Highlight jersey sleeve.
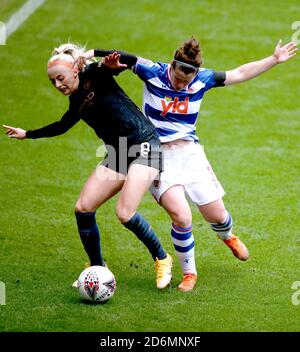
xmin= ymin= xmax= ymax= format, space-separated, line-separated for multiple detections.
xmin=26 ymin=109 xmax=81 ymax=139
xmin=199 ymin=69 xmax=226 ymax=91
xmin=133 ymin=59 xmax=164 ymax=82
xmin=213 ymin=71 xmax=226 ymax=87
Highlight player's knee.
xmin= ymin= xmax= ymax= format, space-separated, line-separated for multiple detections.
xmin=171 ymin=211 xmax=192 ymax=228
xmin=204 ymin=208 xmax=227 ymax=224
xmin=75 ymin=198 xmax=96 ymax=213
xmin=115 ymin=203 xmax=134 ymax=224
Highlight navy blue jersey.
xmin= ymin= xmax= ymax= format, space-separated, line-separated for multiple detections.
xmin=26 ymin=62 xmax=158 ymax=148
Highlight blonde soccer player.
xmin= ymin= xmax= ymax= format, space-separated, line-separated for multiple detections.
xmin=3 ymin=43 xmax=173 ymax=289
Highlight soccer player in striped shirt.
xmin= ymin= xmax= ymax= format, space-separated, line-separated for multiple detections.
xmin=81 ymin=37 xmax=297 ymax=291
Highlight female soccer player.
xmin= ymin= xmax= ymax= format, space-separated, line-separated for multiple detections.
xmin=79 ymin=37 xmax=297 ymax=291
xmin=2 ymin=43 xmax=173 ymax=289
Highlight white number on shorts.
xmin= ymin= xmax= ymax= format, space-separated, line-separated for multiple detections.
xmin=140 ymin=142 xmax=150 ymax=158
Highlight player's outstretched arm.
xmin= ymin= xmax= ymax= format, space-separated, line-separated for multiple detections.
xmin=3 ymin=110 xmax=80 ymax=140
xmin=2 ymin=125 xmax=26 ymax=139
xmin=224 ymin=40 xmax=297 ymax=85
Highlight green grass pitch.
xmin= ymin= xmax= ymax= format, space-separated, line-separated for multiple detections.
xmin=0 ymin=0 xmax=299 ymax=332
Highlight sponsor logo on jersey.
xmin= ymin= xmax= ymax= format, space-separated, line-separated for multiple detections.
xmin=161 ymin=97 xmax=189 ymax=116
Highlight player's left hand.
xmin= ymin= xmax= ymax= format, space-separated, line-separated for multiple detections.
xmin=103 ymin=52 xmax=128 ymax=69
xmin=273 ymin=40 xmax=298 ymax=63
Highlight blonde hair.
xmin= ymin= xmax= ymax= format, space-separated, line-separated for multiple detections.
xmin=47 ymin=42 xmax=86 ymax=67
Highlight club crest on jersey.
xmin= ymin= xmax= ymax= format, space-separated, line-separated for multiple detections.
xmin=84 ymin=80 xmax=92 ymax=90
xmin=161 ymin=97 xmax=189 ymax=116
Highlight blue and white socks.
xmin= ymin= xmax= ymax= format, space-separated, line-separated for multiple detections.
xmin=171 ymin=223 xmax=197 ymax=275
xmin=170 ymin=212 xmax=234 ymax=276
xmin=210 ymin=212 xmax=233 ymax=240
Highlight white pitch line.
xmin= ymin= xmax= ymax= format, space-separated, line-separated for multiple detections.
xmin=5 ymin=0 xmax=45 ymax=39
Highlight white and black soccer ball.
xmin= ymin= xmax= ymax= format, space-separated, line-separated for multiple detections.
xmin=77 ymin=266 xmax=116 ymax=303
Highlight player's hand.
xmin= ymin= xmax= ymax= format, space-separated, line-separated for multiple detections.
xmin=2 ymin=125 xmax=26 ymax=139
xmin=273 ymin=40 xmax=297 ymax=64
xmin=73 ymin=49 xmax=97 ymax=71
xmin=102 ymin=52 xmax=127 ymax=69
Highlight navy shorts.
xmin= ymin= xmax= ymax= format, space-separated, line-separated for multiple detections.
xmin=101 ymin=136 xmax=163 ymax=175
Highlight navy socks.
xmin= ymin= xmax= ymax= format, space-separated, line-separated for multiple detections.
xmin=75 ymin=211 xmax=104 ymax=266
xmin=75 ymin=211 xmax=166 ymax=264
xmin=123 ymin=212 xmax=166 ymax=261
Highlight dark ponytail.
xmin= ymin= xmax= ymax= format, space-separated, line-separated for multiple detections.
xmin=173 ymin=37 xmax=202 ymax=73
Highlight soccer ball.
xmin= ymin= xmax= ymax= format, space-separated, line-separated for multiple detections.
xmin=77 ymin=266 xmax=116 ymax=303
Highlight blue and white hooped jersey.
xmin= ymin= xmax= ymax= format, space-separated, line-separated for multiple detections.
xmin=133 ymin=59 xmax=220 ymax=143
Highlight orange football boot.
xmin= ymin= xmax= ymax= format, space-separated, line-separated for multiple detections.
xmin=223 ymin=234 xmax=249 ymax=261
xmin=177 ymin=273 xmax=197 ymax=292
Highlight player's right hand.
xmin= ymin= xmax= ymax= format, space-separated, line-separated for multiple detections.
xmin=103 ymin=52 xmax=128 ymax=69
xmin=2 ymin=125 xmax=26 ymax=139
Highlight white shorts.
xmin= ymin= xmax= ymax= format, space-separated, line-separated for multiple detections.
xmin=150 ymin=142 xmax=225 ymax=205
